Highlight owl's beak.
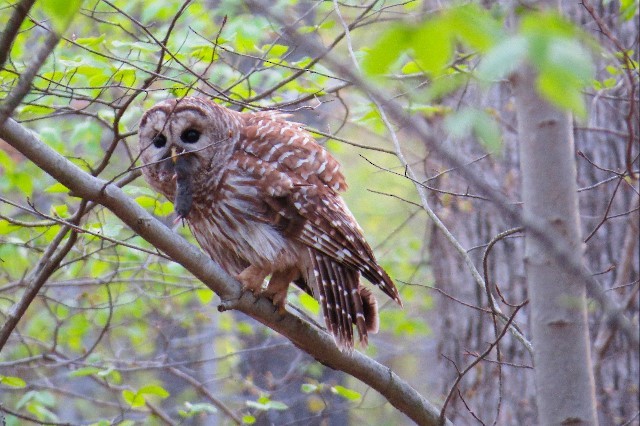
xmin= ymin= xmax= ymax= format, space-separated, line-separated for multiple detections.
xmin=171 ymin=146 xmax=179 ymax=164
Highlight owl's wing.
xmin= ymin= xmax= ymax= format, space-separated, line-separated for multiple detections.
xmin=238 ymin=115 xmax=402 ymax=305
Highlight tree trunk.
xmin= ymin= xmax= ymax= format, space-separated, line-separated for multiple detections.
xmin=513 ymin=63 xmax=598 ymax=424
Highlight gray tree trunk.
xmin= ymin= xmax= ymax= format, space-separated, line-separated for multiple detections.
xmin=514 ymin=63 xmax=598 ymax=425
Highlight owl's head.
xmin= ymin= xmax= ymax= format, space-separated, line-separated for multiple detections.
xmin=137 ymin=97 xmax=241 ymax=201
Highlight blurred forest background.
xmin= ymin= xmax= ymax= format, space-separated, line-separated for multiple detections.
xmin=0 ymin=0 xmax=638 ymax=425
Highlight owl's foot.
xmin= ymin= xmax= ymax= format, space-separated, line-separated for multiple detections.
xmin=263 ymin=268 xmax=299 ymax=315
xmin=236 ymin=265 xmax=269 ymax=295
xmin=262 ymin=288 xmax=287 ymax=315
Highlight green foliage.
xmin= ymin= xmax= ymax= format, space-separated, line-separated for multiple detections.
xmin=39 ymin=0 xmax=83 ymax=34
xmin=330 ymin=385 xmax=362 ymax=401
xmin=246 ymin=395 xmax=289 ymax=411
xmin=122 ymin=384 xmax=170 ymax=408
xmin=179 ymin=402 xmax=218 ymax=417
xmin=364 ymin=4 xmax=595 ymax=119
xmin=0 ymin=375 xmax=26 ymax=388
xmin=446 ymin=108 xmax=502 ymax=153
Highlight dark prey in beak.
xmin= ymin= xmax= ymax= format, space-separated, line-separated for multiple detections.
xmin=174 ymin=153 xmax=193 ymax=219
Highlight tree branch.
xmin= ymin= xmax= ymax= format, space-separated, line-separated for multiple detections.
xmin=0 ymin=0 xmax=37 ymax=70
xmin=0 ymin=29 xmax=60 ymax=125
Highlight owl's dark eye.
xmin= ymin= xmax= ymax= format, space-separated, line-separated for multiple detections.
xmin=152 ymin=134 xmax=167 ymax=148
xmin=181 ymin=128 xmax=201 ymax=144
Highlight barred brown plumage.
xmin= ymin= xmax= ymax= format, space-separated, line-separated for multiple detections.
xmin=138 ymin=96 xmax=402 ymax=349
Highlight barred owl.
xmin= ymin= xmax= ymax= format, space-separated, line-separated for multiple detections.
xmin=138 ymin=97 xmax=402 ymax=349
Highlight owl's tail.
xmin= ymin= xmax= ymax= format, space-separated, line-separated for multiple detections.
xmin=309 ymin=251 xmax=379 ymax=350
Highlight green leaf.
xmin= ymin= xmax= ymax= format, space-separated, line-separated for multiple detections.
xmin=298 ymin=293 xmax=319 ymax=315
xmin=413 ymin=19 xmax=453 ymax=76
xmin=196 ymin=288 xmax=215 ymax=304
xmin=267 ymin=44 xmax=289 ymax=57
xmin=620 ymin=0 xmax=639 ymax=21
xmin=477 ymin=36 xmax=528 ymax=82
xmin=448 ymin=3 xmax=504 ymax=52
xmin=401 ymin=61 xmax=422 ymax=74
xmin=242 ymin=414 xmax=256 ymax=424
xmin=246 ymin=400 xmax=270 ymax=411
xmin=122 ymin=389 xmax=145 ymax=408
xmin=50 ymin=204 xmax=69 ymax=218
xmin=179 ymin=402 xmax=218 ymax=417
xmin=247 ymin=397 xmax=288 ymax=411
xmin=41 ymin=0 xmax=83 ymax=34
xmin=0 ymin=375 xmax=26 ymax=388
xmin=139 ymin=384 xmax=170 ymax=398
xmin=301 ymin=383 xmax=319 ymax=393
xmin=75 ymin=34 xmax=105 ymax=47
xmin=362 ymin=25 xmax=412 ymax=76
xmin=45 ymin=182 xmax=70 ymax=193
xmin=445 ymin=108 xmax=502 ymax=152
xmin=266 ymin=401 xmax=288 ymax=410
xmin=69 ymin=367 xmax=101 ymax=377
xmin=330 ymin=385 xmax=361 ymax=401
xmin=537 ymin=71 xmax=586 ymax=118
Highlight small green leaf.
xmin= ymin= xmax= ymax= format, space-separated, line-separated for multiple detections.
xmin=413 ymin=19 xmax=453 ymax=76
xmin=246 ymin=400 xmax=270 ymax=411
xmin=299 ymin=293 xmax=320 ymax=315
xmin=196 ymin=288 xmax=215 ymax=304
xmin=51 ymin=204 xmax=69 ymax=218
xmin=69 ymin=367 xmax=101 ymax=377
xmin=537 ymin=71 xmax=586 ymax=118
xmin=620 ymin=0 xmax=638 ymax=21
xmin=45 ymin=182 xmax=70 ymax=193
xmin=401 ymin=61 xmax=422 ymax=74
xmin=75 ymin=34 xmax=105 ymax=47
xmin=301 ymin=383 xmax=319 ymax=393
xmin=41 ymin=0 xmax=83 ymax=34
xmin=242 ymin=414 xmax=256 ymax=424
xmin=266 ymin=401 xmax=288 ymax=411
xmin=139 ymin=384 xmax=170 ymax=398
xmin=330 ymin=385 xmax=361 ymax=401
xmin=477 ymin=36 xmax=528 ymax=82
xmin=267 ymin=44 xmax=289 ymax=57
xmin=446 ymin=108 xmax=502 ymax=152
xmin=362 ymin=25 xmax=412 ymax=76
xmin=448 ymin=3 xmax=504 ymax=52
xmin=122 ymin=390 xmax=145 ymax=408
xmin=246 ymin=397 xmax=288 ymax=411
xmin=0 ymin=375 xmax=26 ymax=388
xmin=180 ymin=402 xmax=218 ymax=416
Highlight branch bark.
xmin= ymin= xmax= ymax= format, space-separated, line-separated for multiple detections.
xmin=0 ymin=118 xmax=450 ymax=426
xmin=0 ymin=0 xmax=37 ymax=70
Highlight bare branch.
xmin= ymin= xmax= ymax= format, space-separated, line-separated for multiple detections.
xmin=0 ymin=30 xmax=60 ymax=125
xmin=0 ymin=0 xmax=36 ymax=70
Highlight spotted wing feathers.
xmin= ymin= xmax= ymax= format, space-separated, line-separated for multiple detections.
xmin=238 ymin=113 xmax=401 ymax=347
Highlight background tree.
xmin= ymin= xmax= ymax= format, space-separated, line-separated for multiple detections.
xmin=0 ymin=1 xmax=637 ymax=425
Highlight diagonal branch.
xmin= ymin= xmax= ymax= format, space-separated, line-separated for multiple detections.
xmin=0 ymin=118 xmax=450 ymax=426
xmin=0 ymin=0 xmax=37 ymax=70
xmin=0 ymin=29 xmax=60 ymax=125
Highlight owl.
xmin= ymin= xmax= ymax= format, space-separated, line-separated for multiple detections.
xmin=138 ymin=97 xmax=402 ymax=349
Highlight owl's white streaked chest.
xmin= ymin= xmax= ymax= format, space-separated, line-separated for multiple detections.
xmin=187 ymin=168 xmax=299 ymax=272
